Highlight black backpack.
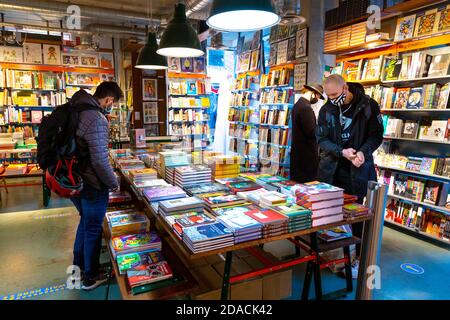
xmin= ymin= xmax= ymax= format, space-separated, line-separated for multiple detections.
xmin=36 ymin=101 xmax=100 ymax=170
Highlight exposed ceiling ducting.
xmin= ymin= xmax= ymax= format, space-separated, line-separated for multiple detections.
xmin=275 ymin=0 xmax=306 ymax=26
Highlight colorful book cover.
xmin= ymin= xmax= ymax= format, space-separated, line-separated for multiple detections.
xmin=435 ymin=5 xmax=450 ymax=33
xmin=183 ymin=222 xmax=233 ymax=242
xmin=204 ymin=194 xmax=244 ymax=205
xmin=293 ymin=181 xmax=344 ymax=201
xmin=184 ymin=183 xmax=230 ymax=195
xmin=406 ymin=87 xmax=423 ymax=109
xmin=343 ymin=203 xmax=370 ymax=214
xmin=244 ymin=209 xmax=289 ymax=225
xmin=217 ymin=212 xmax=262 ymax=231
xmin=317 ymin=227 xmax=352 ymax=242
xmin=159 ymin=197 xmax=204 ymax=211
xmin=383 ymin=57 xmax=402 ymax=81
xmin=111 ymin=232 xmax=161 ymax=251
xmin=144 ymin=186 xmax=186 ymax=201
xmin=227 ymin=181 xmax=261 ymax=192
xmin=414 ymin=9 xmax=438 ymax=37
xmin=186 ymin=81 xmax=197 ymax=95
xmin=212 ymin=204 xmax=258 ymax=216
xmin=117 ymin=250 xmax=165 ymax=275
xmin=394 ymin=15 xmax=416 ymax=41
xmin=174 ymin=212 xmax=215 ymax=229
xmin=428 ymin=54 xmax=450 ymax=77
xmin=181 ymin=57 xmax=194 ymax=73
xmin=127 ymin=261 xmax=173 ymax=287
xmin=394 ymin=88 xmax=410 ymax=109
xmin=193 ymin=57 xmax=205 ymax=73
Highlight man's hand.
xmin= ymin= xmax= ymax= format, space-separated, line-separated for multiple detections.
xmin=342 ymin=148 xmax=357 ymax=161
xmin=352 ymin=151 xmax=365 ymax=168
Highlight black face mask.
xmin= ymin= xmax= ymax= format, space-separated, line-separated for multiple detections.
xmin=330 ymin=91 xmax=346 ymax=107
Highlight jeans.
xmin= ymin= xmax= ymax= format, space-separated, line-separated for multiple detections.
xmin=71 ymin=184 xmax=109 ymax=280
xmin=333 ymin=164 xmax=365 ymax=258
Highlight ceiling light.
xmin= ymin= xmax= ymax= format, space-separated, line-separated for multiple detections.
xmin=157 ymin=3 xmax=204 ymax=58
xmin=135 ymin=32 xmax=168 ymax=69
xmin=207 ymin=0 xmax=280 ymax=32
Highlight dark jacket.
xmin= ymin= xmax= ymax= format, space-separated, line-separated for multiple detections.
xmin=290 ymin=97 xmax=318 ymax=183
xmin=316 ymin=83 xmax=384 ymax=197
xmin=71 ymin=90 xmax=118 ymax=191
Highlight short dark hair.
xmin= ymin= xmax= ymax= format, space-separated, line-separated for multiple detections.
xmin=93 ymin=81 xmax=123 ymax=101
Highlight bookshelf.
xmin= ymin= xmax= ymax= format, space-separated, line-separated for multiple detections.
xmin=329 ymin=3 xmax=450 ymax=245
xmin=167 ymin=72 xmax=211 ymax=151
xmin=385 ymin=220 xmax=450 ymax=245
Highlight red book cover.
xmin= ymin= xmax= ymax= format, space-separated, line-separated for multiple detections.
xmin=445 ymin=119 xmax=450 ymax=141
xmin=126 ymin=261 xmax=173 ymax=287
xmin=244 ymin=209 xmax=288 ymax=225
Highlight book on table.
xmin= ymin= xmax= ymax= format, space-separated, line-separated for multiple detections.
xmin=293 ymin=181 xmax=344 ymax=202
xmin=109 ymin=213 xmax=150 ymax=236
xmin=317 ymin=227 xmax=353 ymax=242
xmin=110 ymin=232 xmax=162 ymax=258
xmin=116 ymin=250 xmax=166 ymax=275
xmin=127 ymin=260 xmax=174 ymax=288
xmin=158 ymin=197 xmax=204 ymax=213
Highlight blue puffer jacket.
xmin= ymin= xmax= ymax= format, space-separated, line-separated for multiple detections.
xmin=71 ymin=90 xmax=118 ymax=191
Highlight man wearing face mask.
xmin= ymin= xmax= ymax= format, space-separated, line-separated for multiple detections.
xmin=316 ymin=74 xmax=384 ymax=278
xmin=70 ymin=81 xmax=123 ymax=290
xmin=290 ymin=83 xmax=325 ymax=183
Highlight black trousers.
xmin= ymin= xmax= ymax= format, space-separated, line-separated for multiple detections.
xmin=333 ymin=165 xmax=364 ymax=258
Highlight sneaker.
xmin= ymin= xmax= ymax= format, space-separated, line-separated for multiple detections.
xmin=351 ymin=259 xmax=360 ymax=279
xmin=81 ymin=273 xmax=108 ymax=291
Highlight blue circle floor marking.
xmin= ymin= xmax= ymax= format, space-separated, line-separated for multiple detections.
xmin=400 ymin=263 xmax=425 ymax=275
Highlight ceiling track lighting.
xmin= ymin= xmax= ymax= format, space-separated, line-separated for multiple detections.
xmin=207 ymin=0 xmax=280 ymax=32
xmin=157 ymin=3 xmax=204 ymax=58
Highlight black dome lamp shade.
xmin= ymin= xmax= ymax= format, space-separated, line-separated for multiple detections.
xmin=157 ymin=3 xmax=204 ymax=58
xmin=207 ymin=0 xmax=280 ymax=32
xmin=135 ymin=32 xmax=168 ymax=69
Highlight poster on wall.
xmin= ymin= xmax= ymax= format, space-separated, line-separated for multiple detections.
xmin=62 ymin=53 xmax=80 ymax=66
xmin=294 ymin=63 xmax=307 ymax=91
xmin=0 ymin=46 xmax=23 ymax=63
xmin=295 ymin=28 xmax=308 ymax=59
xmin=142 ymin=78 xmax=158 ymax=101
xmin=168 ymin=57 xmax=181 ymax=72
xmin=23 ymin=43 xmax=42 ymax=64
xmin=43 ymin=44 xmax=61 ymax=65
xmin=287 ymin=38 xmax=296 ymax=62
xmin=181 ymin=57 xmax=194 ymax=72
xmin=80 ymin=53 xmax=99 ymax=67
xmin=250 ymin=50 xmax=259 ymax=71
xmin=99 ymin=52 xmax=114 ymax=68
xmin=276 ymin=40 xmax=288 ymax=65
xmin=143 ymin=101 xmax=159 ymax=124
xmin=194 ymin=57 xmax=206 ymax=73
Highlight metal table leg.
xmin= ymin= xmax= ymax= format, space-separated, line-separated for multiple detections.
xmin=42 ymin=174 xmax=50 ymax=207
xmin=310 ymin=232 xmax=323 ymax=300
xmin=301 ymin=261 xmax=313 ymax=300
xmin=220 ymin=251 xmax=233 ymax=300
xmin=343 ymin=246 xmax=353 ymax=292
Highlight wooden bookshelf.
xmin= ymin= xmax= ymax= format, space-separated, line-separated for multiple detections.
xmin=376 ymin=164 xmax=450 ymax=183
xmin=385 ymin=220 xmax=450 ymax=245
xmin=387 ymin=193 xmax=450 ymax=215
xmin=383 ymin=136 xmax=450 ymax=145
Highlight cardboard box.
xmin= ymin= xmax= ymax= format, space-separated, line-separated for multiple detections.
xmin=192 ymin=264 xmax=223 ymax=290
xmin=205 ymin=254 xmax=225 ymax=265
xmin=212 ymin=258 xmax=253 ymax=278
xmin=262 ymin=269 xmax=292 ymax=300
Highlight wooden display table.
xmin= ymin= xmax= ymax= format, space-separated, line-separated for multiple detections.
xmin=0 ymin=172 xmax=50 ymax=207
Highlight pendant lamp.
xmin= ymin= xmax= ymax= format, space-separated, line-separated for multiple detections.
xmin=207 ymin=0 xmax=280 ymax=32
xmin=157 ymin=3 xmax=204 ymax=58
xmin=135 ymin=32 xmax=168 ymax=69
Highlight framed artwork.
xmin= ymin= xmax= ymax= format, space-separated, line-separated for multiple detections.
xmin=80 ymin=54 xmax=99 ymax=67
xmin=23 ymin=43 xmax=42 ymax=64
xmin=295 ymin=28 xmax=308 ymax=59
xmin=294 ymin=63 xmax=308 ymax=91
xmin=168 ymin=57 xmax=181 ymax=72
xmin=142 ymin=78 xmax=158 ymax=101
xmin=62 ymin=53 xmax=80 ymax=66
xmin=99 ymin=52 xmax=114 ymax=68
xmin=0 ymin=46 xmax=23 ymax=63
xmin=250 ymin=50 xmax=259 ymax=71
xmin=143 ymin=102 xmax=159 ymax=124
xmin=181 ymin=57 xmax=194 ymax=73
xmin=276 ymin=40 xmax=288 ymax=65
xmin=43 ymin=44 xmax=61 ymax=65
xmin=194 ymin=57 xmax=206 ymax=74
xmin=240 ymin=52 xmax=251 ymax=72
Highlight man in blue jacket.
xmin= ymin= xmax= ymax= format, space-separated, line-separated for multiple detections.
xmin=70 ymin=81 xmax=122 ymax=290
xmin=317 ymin=74 xmax=384 ymax=278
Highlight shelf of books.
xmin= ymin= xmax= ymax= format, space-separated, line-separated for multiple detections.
xmin=0 ymin=44 xmax=115 ymax=172
xmin=167 ymin=71 xmax=211 ymax=152
xmin=328 ymin=4 xmax=450 ymax=244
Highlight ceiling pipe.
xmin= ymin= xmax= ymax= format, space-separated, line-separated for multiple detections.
xmin=0 ymin=0 xmax=164 ymax=25
xmin=186 ymin=0 xmax=212 ymax=18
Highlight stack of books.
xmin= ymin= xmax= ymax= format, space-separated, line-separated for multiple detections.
xmin=183 ymin=182 xmax=230 ymax=196
xmin=271 ymin=203 xmax=312 ymax=232
xmin=106 ymin=208 xmax=135 ymax=222
xmin=133 ymin=179 xmax=170 ymax=190
xmin=208 ymin=155 xmax=241 ymax=179
xmin=158 ymin=151 xmax=190 ymax=180
xmin=260 ymin=192 xmax=288 ymax=208
xmin=143 ymin=186 xmax=187 ymax=203
xmin=343 ymin=203 xmax=371 ymax=219
xmin=239 ymin=172 xmax=271 ymax=182
xmin=117 ymin=158 xmax=146 ymax=171
xmin=201 ymin=192 xmax=247 ymax=211
xmin=293 ymin=181 xmax=344 ymax=227
xmin=244 ymin=207 xmax=288 ymax=238
xmin=110 ymin=232 xmax=162 ymax=258
xmin=270 ymin=180 xmax=298 ymax=193
xmin=158 ymin=197 xmax=205 ymax=217
xmin=217 ymin=210 xmax=263 ymax=243
xmin=128 ymin=168 xmax=157 ymax=186
xmin=227 ymin=180 xmax=262 ymax=194
xmin=182 ymin=222 xmax=234 ymax=253
xmin=108 ymin=190 xmax=132 ymax=204
xmin=117 ymin=250 xmax=165 ymax=275
xmin=171 ymin=211 xmax=216 ymax=239
xmin=236 ymin=188 xmax=272 ymax=204
xmin=317 ymin=227 xmax=352 ymax=243
xmin=108 ymin=212 xmax=150 ymax=237
xmin=255 ymin=175 xmax=289 ymax=190
xmin=215 ymin=177 xmax=249 ymax=185
xmin=124 ymin=252 xmax=174 ymax=292
xmin=174 ymin=165 xmax=212 ymax=188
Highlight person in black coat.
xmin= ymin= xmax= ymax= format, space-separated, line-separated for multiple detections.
xmin=317 ymin=74 xmax=384 ymax=278
xmin=290 ymin=83 xmax=325 ymax=183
